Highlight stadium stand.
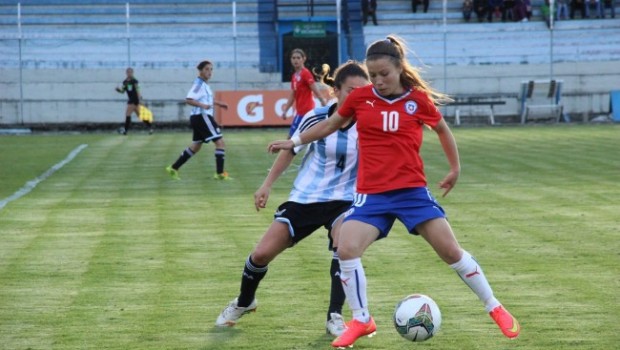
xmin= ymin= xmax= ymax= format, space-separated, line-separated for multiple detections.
xmin=0 ymin=0 xmax=618 ymax=126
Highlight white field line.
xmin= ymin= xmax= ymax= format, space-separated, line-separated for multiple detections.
xmin=0 ymin=144 xmax=88 ymax=210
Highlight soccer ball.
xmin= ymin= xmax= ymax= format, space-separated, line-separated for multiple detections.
xmin=393 ymin=294 xmax=441 ymax=342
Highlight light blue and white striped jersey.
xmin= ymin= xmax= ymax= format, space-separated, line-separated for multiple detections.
xmin=288 ymin=103 xmax=358 ymax=203
xmin=186 ymin=77 xmax=214 ymax=117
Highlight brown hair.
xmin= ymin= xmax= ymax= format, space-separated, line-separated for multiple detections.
xmin=196 ymin=60 xmax=212 ymax=70
xmin=366 ymin=35 xmax=452 ymax=105
xmin=290 ymin=48 xmax=306 ymax=59
xmin=313 ymin=60 xmax=368 ymax=90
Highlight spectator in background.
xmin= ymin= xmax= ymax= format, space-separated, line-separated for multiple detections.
xmin=524 ymin=0 xmax=533 ymax=19
xmin=502 ymin=0 xmax=516 ymax=21
xmin=474 ymin=0 xmax=488 ymax=21
xmin=512 ymin=0 xmax=529 ymax=21
xmin=362 ymin=0 xmax=378 ymax=25
xmin=570 ymin=0 xmax=587 ymax=18
xmin=487 ymin=0 xmax=503 ymax=21
xmin=463 ymin=0 xmax=474 ymax=21
xmin=601 ymin=0 xmax=616 ymax=18
xmin=585 ymin=0 xmax=603 ymax=17
xmin=557 ymin=0 xmax=570 ymax=20
xmin=412 ymin=0 xmax=430 ymax=13
xmin=541 ymin=0 xmax=552 ymax=27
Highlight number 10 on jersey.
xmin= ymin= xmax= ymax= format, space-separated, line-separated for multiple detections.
xmin=382 ymin=111 xmax=399 ymax=132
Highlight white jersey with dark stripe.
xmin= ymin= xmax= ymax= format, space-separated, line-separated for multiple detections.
xmin=186 ymin=77 xmax=214 ymax=117
xmin=288 ymin=103 xmax=358 ymax=204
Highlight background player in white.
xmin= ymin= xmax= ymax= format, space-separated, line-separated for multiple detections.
xmin=215 ymin=61 xmax=370 ymax=337
xmin=165 ymin=60 xmax=230 ymax=180
xmin=269 ymin=36 xmax=521 ymax=348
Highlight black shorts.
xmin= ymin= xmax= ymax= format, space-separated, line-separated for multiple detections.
xmin=190 ymin=114 xmax=223 ymax=143
xmin=127 ymin=99 xmax=140 ymax=106
xmin=274 ymin=200 xmax=352 ymax=249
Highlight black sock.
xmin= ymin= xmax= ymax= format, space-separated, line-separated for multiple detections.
xmin=215 ymin=148 xmax=225 ymax=174
xmin=238 ymin=256 xmax=268 ymax=307
xmin=124 ymin=116 xmax=131 ymax=132
xmin=327 ymin=250 xmax=345 ymax=320
xmin=172 ymin=148 xmax=194 ymax=170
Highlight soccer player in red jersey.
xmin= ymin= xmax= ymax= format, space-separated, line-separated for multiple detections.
xmin=279 ymin=48 xmax=327 ymax=137
xmin=269 ymin=35 xmax=521 ymax=348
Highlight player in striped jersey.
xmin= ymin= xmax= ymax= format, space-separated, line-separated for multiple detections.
xmin=269 ymin=36 xmax=521 ymax=348
xmin=165 ymin=60 xmax=230 ymax=180
xmin=216 ymin=61 xmax=370 ymax=337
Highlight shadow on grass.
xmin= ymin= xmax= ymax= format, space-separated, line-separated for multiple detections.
xmin=203 ymin=325 xmax=245 ymax=349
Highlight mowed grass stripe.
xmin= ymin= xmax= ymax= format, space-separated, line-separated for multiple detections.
xmin=0 ymin=126 xmax=619 ymax=349
xmin=421 ymin=125 xmax=618 ymax=349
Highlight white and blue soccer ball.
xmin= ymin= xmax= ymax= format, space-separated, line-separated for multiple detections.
xmin=393 ymin=294 xmax=442 ymax=342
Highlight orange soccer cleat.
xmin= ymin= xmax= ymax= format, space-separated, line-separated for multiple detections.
xmin=331 ymin=316 xmax=376 ymax=348
xmin=489 ymin=305 xmax=520 ymax=339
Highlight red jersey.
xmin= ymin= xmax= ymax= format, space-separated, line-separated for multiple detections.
xmin=337 ymin=85 xmax=442 ymax=194
xmin=291 ymin=67 xmax=316 ymax=116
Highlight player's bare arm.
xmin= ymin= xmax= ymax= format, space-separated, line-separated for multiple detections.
xmin=214 ymin=100 xmax=228 ymax=110
xmin=311 ymin=83 xmax=327 ymax=106
xmin=254 ymin=150 xmax=295 ymax=211
xmin=185 ymin=98 xmax=211 ymax=110
xmin=433 ymin=118 xmax=461 ymax=197
xmin=268 ymin=113 xmax=345 ymax=153
xmin=279 ymin=90 xmax=295 ymax=119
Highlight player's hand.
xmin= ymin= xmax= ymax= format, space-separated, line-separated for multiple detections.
xmin=279 ymin=113 xmax=288 ymax=120
xmin=115 ymin=87 xmax=122 ymax=93
xmin=438 ymin=169 xmax=460 ymax=197
xmin=268 ymin=139 xmax=294 ymax=153
xmin=254 ymin=186 xmax=270 ymax=211
xmin=219 ymin=102 xmax=229 ymax=110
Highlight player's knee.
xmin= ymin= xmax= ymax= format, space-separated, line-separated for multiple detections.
xmin=440 ymin=246 xmax=463 ymax=265
xmin=335 ymin=245 xmax=358 ymax=260
xmin=250 ymin=251 xmax=272 ymax=266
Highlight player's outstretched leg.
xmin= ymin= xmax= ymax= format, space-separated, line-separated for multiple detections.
xmin=450 ymin=250 xmax=520 ymax=338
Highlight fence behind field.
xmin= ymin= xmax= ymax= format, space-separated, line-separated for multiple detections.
xmin=0 ymin=1 xmax=619 ymax=125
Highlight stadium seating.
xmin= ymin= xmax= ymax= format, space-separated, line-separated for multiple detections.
xmin=363 ymin=19 xmax=620 ymax=66
xmin=519 ymin=79 xmax=564 ymax=123
xmin=2 ymin=0 xmax=619 ymax=69
xmin=0 ymin=0 xmax=618 ymax=125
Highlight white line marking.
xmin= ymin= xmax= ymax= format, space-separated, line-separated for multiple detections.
xmin=0 ymin=144 xmax=88 ymax=210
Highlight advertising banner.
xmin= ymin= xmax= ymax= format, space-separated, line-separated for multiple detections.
xmin=215 ymin=90 xmax=327 ymax=127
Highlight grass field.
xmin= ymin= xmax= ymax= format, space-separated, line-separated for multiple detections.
xmin=1 ymin=125 xmax=619 ymax=350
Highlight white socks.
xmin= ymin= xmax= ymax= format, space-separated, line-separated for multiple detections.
xmin=339 ymin=258 xmax=370 ymax=322
xmin=450 ymin=250 xmax=501 ymax=312
xmin=339 ymin=251 xmax=500 ymax=323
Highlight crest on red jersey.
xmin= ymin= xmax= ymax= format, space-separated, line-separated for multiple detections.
xmin=405 ymin=101 xmax=418 ymax=115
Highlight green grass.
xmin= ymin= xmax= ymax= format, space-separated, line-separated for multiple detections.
xmin=1 ymin=125 xmax=619 ymax=349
